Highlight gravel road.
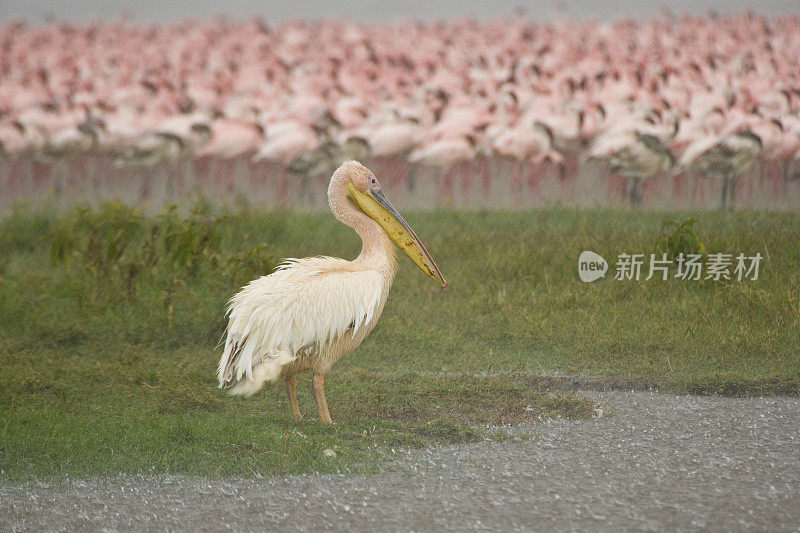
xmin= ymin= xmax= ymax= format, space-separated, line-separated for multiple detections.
xmin=2 ymin=390 xmax=799 ymax=531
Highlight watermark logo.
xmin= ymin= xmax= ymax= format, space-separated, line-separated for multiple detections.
xmin=578 ymin=250 xmax=608 ymax=282
xmin=578 ymin=252 xmax=763 ymax=282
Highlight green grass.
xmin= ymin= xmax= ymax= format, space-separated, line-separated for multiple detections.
xmin=1 ymin=204 xmax=799 ymax=481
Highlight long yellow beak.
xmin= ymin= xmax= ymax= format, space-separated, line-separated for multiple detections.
xmin=347 ymin=182 xmax=447 ymax=288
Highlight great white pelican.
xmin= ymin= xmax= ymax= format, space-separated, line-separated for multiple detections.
xmin=217 ymin=161 xmax=446 ymax=422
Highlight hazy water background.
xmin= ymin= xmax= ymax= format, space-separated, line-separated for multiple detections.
xmin=1 ymin=0 xmax=798 ymax=23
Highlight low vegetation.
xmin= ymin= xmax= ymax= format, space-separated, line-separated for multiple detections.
xmin=1 ymin=203 xmax=798 ymax=481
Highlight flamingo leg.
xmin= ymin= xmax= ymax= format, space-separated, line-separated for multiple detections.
xmin=277 ymin=167 xmax=288 ymax=207
xmin=621 ymin=176 xmax=630 ymax=203
xmin=407 ymin=163 xmax=417 ymax=194
xmin=311 ymin=373 xmax=332 ymax=423
xmin=479 ymin=157 xmax=490 ymax=197
xmin=672 ymin=171 xmax=685 ymax=200
xmin=629 ymin=178 xmax=643 ymax=206
xmin=285 ymin=375 xmax=301 ymax=420
xmin=721 ymin=176 xmax=730 ymax=210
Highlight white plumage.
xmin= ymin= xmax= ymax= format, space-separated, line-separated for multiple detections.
xmin=215 ymin=161 xmax=445 ymax=423
xmin=218 ymin=256 xmax=386 ymax=396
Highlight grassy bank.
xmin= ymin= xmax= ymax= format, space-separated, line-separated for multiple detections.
xmin=1 ymin=205 xmax=798 ymax=480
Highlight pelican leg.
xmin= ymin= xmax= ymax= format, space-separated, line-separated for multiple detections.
xmin=285 ymin=375 xmax=301 ymax=420
xmin=311 ymin=373 xmax=333 ymax=424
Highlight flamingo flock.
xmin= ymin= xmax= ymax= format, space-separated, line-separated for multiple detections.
xmin=1 ymin=11 xmax=800 ymax=209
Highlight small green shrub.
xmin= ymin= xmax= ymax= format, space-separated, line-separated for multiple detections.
xmin=225 ymin=242 xmax=276 ymax=287
xmin=654 ymin=218 xmax=706 ymax=259
xmin=47 ymin=200 xmax=276 ymax=301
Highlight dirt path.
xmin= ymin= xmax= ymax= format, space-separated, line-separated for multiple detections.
xmin=3 ymin=390 xmax=799 ymax=531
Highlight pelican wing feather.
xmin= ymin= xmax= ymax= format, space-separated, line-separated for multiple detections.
xmin=217 ymin=256 xmax=385 ymax=390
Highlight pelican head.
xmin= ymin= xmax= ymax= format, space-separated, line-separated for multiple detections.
xmin=333 ymin=161 xmax=447 ymax=288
